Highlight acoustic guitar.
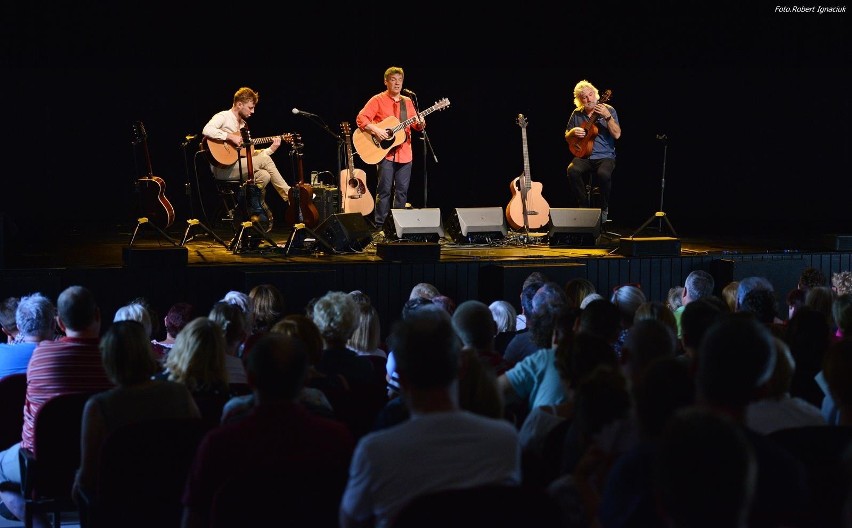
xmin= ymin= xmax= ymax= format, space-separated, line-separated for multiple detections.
xmin=566 ymin=89 xmax=612 ymax=159
xmin=283 ymin=138 xmax=320 ymax=229
xmin=340 ymin=122 xmax=374 ymax=216
xmin=201 ymin=132 xmax=297 ymax=168
xmin=131 ymin=121 xmax=175 ymax=230
xmin=506 ymin=114 xmax=550 ymax=231
xmin=352 ymin=98 xmax=450 ymax=164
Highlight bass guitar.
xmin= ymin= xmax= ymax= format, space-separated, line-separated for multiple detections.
xmin=201 ymin=132 xmax=297 ymax=168
xmin=340 ymin=122 xmax=374 ymax=216
xmin=352 ymin=98 xmax=451 ymax=164
xmin=506 ymin=114 xmax=550 ymax=231
xmin=131 ymin=121 xmax=175 ymax=230
xmin=283 ymin=138 xmax=320 ymax=229
xmin=566 ymin=89 xmax=612 ymax=159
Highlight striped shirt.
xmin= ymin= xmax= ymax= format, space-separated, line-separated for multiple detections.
xmin=23 ymin=337 xmax=112 ymax=452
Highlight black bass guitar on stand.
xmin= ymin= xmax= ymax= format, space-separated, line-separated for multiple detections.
xmin=131 ymin=121 xmax=175 ymax=230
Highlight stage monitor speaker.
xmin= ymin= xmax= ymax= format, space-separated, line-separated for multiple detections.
xmin=314 ymin=213 xmax=373 ymax=253
xmin=386 ymin=208 xmax=445 ymax=242
xmin=446 ymin=207 xmax=507 ymax=244
xmin=619 ymin=237 xmax=681 ymax=257
xmin=548 ymin=208 xmax=601 ymax=247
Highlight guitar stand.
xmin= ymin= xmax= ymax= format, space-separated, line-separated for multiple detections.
xmin=282 ymin=223 xmax=322 ymax=256
xmin=229 ymin=220 xmax=281 ymax=254
xmin=181 ymin=219 xmax=230 ymax=249
xmin=129 ymin=217 xmax=179 ymax=247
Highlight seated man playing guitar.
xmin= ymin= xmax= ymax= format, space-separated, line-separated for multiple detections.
xmin=202 ymin=86 xmax=290 ymax=223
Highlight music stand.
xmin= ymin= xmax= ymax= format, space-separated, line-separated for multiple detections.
xmin=629 ymin=135 xmax=677 ymax=239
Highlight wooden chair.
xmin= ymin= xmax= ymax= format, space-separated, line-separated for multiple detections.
xmin=0 ymin=373 xmax=27 ymax=448
xmin=77 ymin=417 xmax=208 ymax=528
xmin=18 ymin=391 xmax=98 ymax=528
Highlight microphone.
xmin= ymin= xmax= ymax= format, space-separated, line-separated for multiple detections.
xmin=401 ymin=88 xmax=416 ymax=96
xmin=292 ymin=108 xmax=318 ymax=117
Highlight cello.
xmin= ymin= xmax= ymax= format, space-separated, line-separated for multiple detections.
xmin=283 ymin=138 xmax=320 ymax=229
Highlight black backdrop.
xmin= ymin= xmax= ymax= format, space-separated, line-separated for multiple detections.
xmin=2 ymin=4 xmax=848 ymax=243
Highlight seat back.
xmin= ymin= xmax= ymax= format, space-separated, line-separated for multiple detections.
xmin=0 ymin=373 xmax=27 ymax=448
xmin=87 ymin=417 xmax=208 ymax=528
xmin=390 ymin=484 xmax=563 ymax=528
xmin=19 ymin=391 xmax=97 ymax=519
xmin=210 ymin=460 xmax=348 ymax=528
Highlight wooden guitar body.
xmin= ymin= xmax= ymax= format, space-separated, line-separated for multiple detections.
xmin=132 ymin=122 xmax=175 ymax=230
xmin=352 ymin=98 xmax=451 ymax=164
xmin=505 ymin=114 xmax=551 ymax=231
xmin=566 ymin=89 xmax=612 ymax=159
xmin=340 ymin=122 xmax=375 ymax=216
xmin=284 ymin=183 xmax=320 ymax=229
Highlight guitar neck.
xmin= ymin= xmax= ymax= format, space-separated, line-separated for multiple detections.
xmin=250 ymin=134 xmax=291 ymax=147
xmin=521 ymin=128 xmax=531 ymax=189
xmin=391 ymin=103 xmax=442 ymax=134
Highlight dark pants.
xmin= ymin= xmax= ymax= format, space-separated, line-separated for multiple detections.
xmin=566 ymin=158 xmax=616 ymax=210
xmin=374 ymin=159 xmax=412 ymax=227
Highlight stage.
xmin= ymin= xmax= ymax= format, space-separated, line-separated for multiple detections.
xmin=3 ymin=213 xmax=851 ymax=336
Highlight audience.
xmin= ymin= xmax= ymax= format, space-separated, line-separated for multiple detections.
xmin=0 ymin=293 xmax=56 ymax=378
xmin=152 ymin=302 xmax=195 ymax=362
xmin=72 ymin=320 xmax=200 ymax=504
xmin=0 ymin=297 xmax=20 ymax=344
xmin=207 ymin=302 xmax=249 ymax=384
xmin=339 ymin=309 xmax=520 ymax=528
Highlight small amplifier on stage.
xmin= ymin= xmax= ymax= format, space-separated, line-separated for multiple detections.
xmin=311 ymin=185 xmax=340 ymax=225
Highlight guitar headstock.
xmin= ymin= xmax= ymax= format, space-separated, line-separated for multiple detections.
xmin=340 ymin=122 xmax=351 ymax=136
xmin=517 ymin=114 xmax=528 ymax=129
xmin=239 ymin=128 xmax=252 ymax=143
xmin=599 ymin=89 xmax=613 ymax=104
xmin=433 ymin=98 xmax=451 ymax=111
xmin=131 ymin=121 xmax=147 ymax=145
xmin=289 ymin=133 xmax=304 ymax=150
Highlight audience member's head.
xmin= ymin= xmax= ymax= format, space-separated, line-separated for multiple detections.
xmin=430 ymin=295 xmax=456 ymax=316
xmin=680 ymin=297 xmax=726 ymax=357
xmin=683 ymin=270 xmax=715 ymax=305
xmin=831 ymin=271 xmax=852 ymax=296
xmin=577 ymin=298 xmax=621 ymax=344
xmin=633 ymin=300 xmax=678 ymax=339
xmin=823 ymin=339 xmax=852 ymax=422
xmin=633 ymin=357 xmax=694 ymax=439
xmin=798 ymin=267 xmax=826 ymax=290
xmin=655 ymin=406 xmax=757 ymax=528
xmin=408 ymin=282 xmax=440 ymax=301
xmin=401 ymin=296 xmax=435 ymax=320
xmin=696 ymin=314 xmax=776 ymax=415
xmin=805 ymin=285 xmax=836 ymax=328
xmin=529 ymin=282 xmax=569 ymax=348
xmin=452 ymin=300 xmax=497 ymax=350
xmin=735 ymin=276 xmax=774 ymax=311
xmin=488 ymin=300 xmax=517 ymax=333
xmin=248 ymin=283 xmax=286 ymax=332
xmin=100 ymin=320 xmax=159 ymax=386
xmin=667 ymin=286 xmax=684 ymax=312
xmin=392 ymin=308 xmax=459 ymax=392
xmin=721 ymin=281 xmax=739 ymax=313
xmin=610 ymin=284 xmax=647 ymax=329
xmin=565 ymin=278 xmax=597 ymax=310
xmin=312 ymin=291 xmax=359 ymax=348
xmin=163 ymin=302 xmax=195 ymax=339
xmin=622 ymin=318 xmax=678 ymax=386
xmin=580 ymin=292 xmax=604 ymax=309
xmin=57 ymin=285 xmax=100 ymax=334
xmin=208 ymin=301 xmax=249 ymax=354
xmin=832 ymin=293 xmax=852 ymax=337
xmin=247 ymin=332 xmax=309 ymax=403
xmin=519 ymin=272 xmax=547 ymax=316
xmin=1 ymin=296 xmax=20 ymax=341
xmin=759 ymin=337 xmax=795 ymax=401
xmin=739 ymin=288 xmax=779 ymax=325
xmin=786 ymin=288 xmax=807 ymax=321
xmin=347 ymin=292 xmax=383 ymax=354
xmin=270 ymin=314 xmax=324 ymax=366
xmin=14 ymin=292 xmax=56 ymax=341
xmin=113 ymin=301 xmax=153 ymax=339
xmin=165 ymin=316 xmax=229 ymax=390
xmin=221 ymin=290 xmax=255 ymax=332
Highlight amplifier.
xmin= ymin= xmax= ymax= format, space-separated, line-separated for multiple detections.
xmin=312 ymin=185 xmax=340 ymax=224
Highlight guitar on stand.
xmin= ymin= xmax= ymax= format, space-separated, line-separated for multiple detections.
xmin=339 ymin=122 xmax=374 ymax=217
xmin=228 ymin=128 xmax=280 ymax=253
xmin=131 ymin=121 xmax=175 ymax=231
xmin=283 ymin=137 xmax=320 ymax=230
xmin=506 ymin=114 xmax=550 ymax=235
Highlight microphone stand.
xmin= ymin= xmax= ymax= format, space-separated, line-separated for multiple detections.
xmin=409 ymin=93 xmax=439 ymax=208
xmin=295 ymin=112 xmax=343 ymax=200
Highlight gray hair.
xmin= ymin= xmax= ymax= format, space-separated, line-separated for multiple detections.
xmin=16 ymin=293 xmax=56 ymax=340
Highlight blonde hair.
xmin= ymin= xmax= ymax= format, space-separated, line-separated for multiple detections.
xmin=311 ymin=291 xmax=359 ymax=346
xmin=233 ymin=86 xmax=259 ymax=106
xmin=165 ymin=317 xmax=228 ymax=390
xmin=573 ymin=79 xmax=599 ymax=109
